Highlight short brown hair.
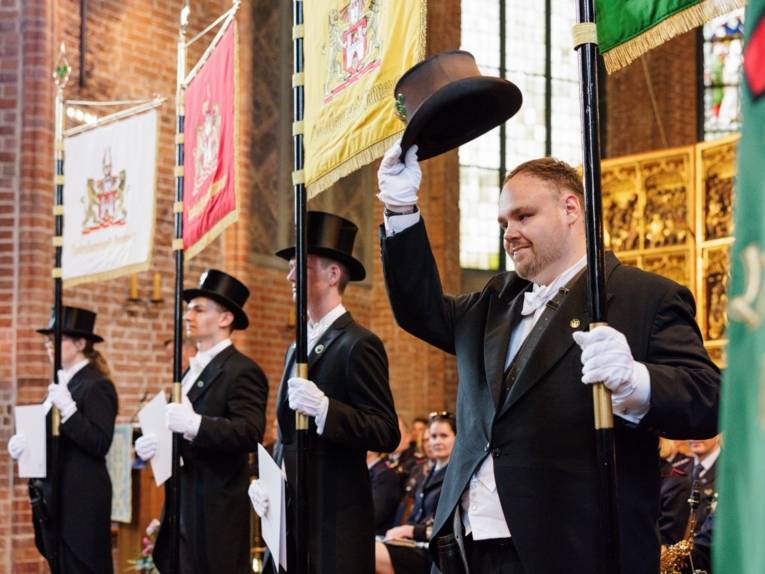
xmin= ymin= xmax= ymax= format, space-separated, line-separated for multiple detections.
xmin=504 ymin=157 xmax=584 ymax=201
xmin=317 ymin=257 xmax=350 ymax=294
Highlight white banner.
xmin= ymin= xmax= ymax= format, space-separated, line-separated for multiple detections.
xmin=62 ymin=110 xmax=157 ymax=285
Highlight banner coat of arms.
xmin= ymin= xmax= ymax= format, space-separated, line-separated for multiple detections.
xmin=62 ymin=109 xmax=158 ymax=286
xmin=304 ymin=0 xmax=426 ymax=197
xmin=183 ymin=22 xmax=238 ymax=258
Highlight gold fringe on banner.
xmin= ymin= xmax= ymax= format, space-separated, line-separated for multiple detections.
xmin=305 ymin=0 xmax=427 ymax=199
xmin=603 ymin=0 xmax=746 ymax=74
xmin=307 ymin=132 xmax=402 ymax=200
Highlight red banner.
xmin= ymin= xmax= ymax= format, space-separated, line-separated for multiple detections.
xmin=183 ymin=22 xmax=237 ymax=257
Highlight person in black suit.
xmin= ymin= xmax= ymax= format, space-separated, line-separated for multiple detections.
xmin=136 ymin=269 xmax=268 ymax=574
xmin=378 ymin=146 xmax=720 ymax=574
xmin=249 ymin=211 xmax=400 ymax=574
xmin=658 ymin=438 xmax=693 ymax=546
xmin=369 ymin=451 xmax=402 ymax=536
xmin=8 ymin=306 xmax=118 ymax=573
xmin=376 ymin=412 xmax=456 ymax=574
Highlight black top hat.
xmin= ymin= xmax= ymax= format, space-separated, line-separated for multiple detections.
xmin=36 ymin=306 xmax=104 ymax=343
xmin=275 ymin=211 xmax=366 ymax=282
xmin=394 ymin=50 xmax=523 ymax=161
xmin=182 ymin=269 xmax=250 ymax=330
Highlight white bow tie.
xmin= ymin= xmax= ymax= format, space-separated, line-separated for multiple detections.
xmin=521 ymin=289 xmax=549 ymax=316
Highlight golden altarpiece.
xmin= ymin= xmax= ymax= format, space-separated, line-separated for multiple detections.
xmin=600 ymin=135 xmax=738 ymax=368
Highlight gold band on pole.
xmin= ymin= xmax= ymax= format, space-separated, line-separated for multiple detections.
xmin=588 ymin=321 xmax=614 ymax=429
xmin=292 ymin=120 xmax=304 ymax=136
xmin=54 ymin=175 xmax=65 ymax=185
xmin=292 ymin=24 xmax=305 ymax=39
xmin=172 ymin=382 xmax=182 ymax=403
xmin=175 ymin=133 xmax=185 ymax=144
xmin=172 ymin=238 xmax=184 ymax=251
xmin=174 ymin=165 xmax=185 ymax=177
xmin=52 ymin=237 xmax=63 ymax=247
xmin=572 ymin=22 xmax=598 ymax=48
xmin=296 ymin=362 xmax=309 ymax=430
xmin=52 ymin=205 xmax=64 ymax=215
xmin=173 ymin=201 xmax=184 ymax=213
xmin=52 ymin=268 xmax=62 ymax=278
xmin=292 ymin=170 xmax=305 ymax=185
xmin=292 ymin=72 xmax=305 ymax=87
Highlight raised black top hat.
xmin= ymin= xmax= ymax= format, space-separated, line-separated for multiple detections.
xmin=182 ymin=269 xmax=250 ymax=330
xmin=36 ymin=305 xmax=104 ymax=343
xmin=275 ymin=211 xmax=366 ymax=282
xmin=394 ymin=50 xmax=523 ymax=161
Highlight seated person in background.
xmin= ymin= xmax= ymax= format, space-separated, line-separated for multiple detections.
xmin=659 ymin=437 xmax=693 ymax=546
xmin=691 ymin=510 xmax=715 ymax=573
xmin=410 ymin=417 xmax=429 ymax=453
xmin=369 ymin=451 xmax=402 ymax=536
xmin=397 ymin=417 xmax=435 ymax=525
xmin=375 ymin=412 xmax=456 ymax=574
xmin=388 ymin=416 xmax=425 ymax=495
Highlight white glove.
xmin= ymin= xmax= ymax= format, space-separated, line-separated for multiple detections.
xmin=48 ymin=383 xmax=77 ymax=421
xmin=377 ymin=142 xmax=421 ymax=209
xmin=249 ymin=480 xmax=269 ymax=518
xmin=573 ymin=326 xmax=638 ymax=397
xmin=166 ymin=402 xmax=202 ymax=441
xmin=288 ymin=377 xmax=328 ymax=418
xmin=135 ymin=433 xmax=159 ymax=461
xmin=8 ymin=434 xmax=26 ymax=460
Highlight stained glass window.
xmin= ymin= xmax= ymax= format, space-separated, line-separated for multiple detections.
xmin=459 ymin=0 xmax=581 ymax=270
xmin=702 ymin=8 xmax=745 ymax=140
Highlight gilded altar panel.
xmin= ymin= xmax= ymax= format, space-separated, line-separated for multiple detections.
xmin=697 ymin=135 xmax=738 ymax=243
xmin=601 ymin=136 xmax=738 ymax=358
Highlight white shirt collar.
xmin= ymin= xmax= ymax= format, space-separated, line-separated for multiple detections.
xmin=308 ymin=304 xmax=346 ymax=334
xmin=58 ymin=359 xmax=90 ymax=387
xmin=697 ymin=446 xmax=721 ymax=471
xmin=531 ymin=255 xmax=587 ymax=301
xmin=191 ymin=338 xmax=232 ymax=372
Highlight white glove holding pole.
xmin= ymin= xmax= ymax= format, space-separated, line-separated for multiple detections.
xmin=573 ymin=325 xmax=651 ymax=421
xmin=166 ymin=401 xmax=202 ymax=441
xmin=248 ymin=480 xmax=269 ymax=518
xmin=47 ymin=383 xmax=78 ymax=421
xmin=377 ymin=142 xmax=421 ymax=209
xmin=287 ymin=377 xmax=328 ymax=418
xmin=8 ymin=434 xmax=26 ymax=460
xmin=135 ymin=433 xmax=159 ymax=461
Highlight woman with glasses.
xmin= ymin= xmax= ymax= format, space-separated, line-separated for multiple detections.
xmin=375 ymin=412 xmax=457 ymax=574
xmin=8 ymin=306 xmax=117 ymax=573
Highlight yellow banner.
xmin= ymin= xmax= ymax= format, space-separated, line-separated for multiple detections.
xmin=304 ymin=0 xmax=426 ymax=197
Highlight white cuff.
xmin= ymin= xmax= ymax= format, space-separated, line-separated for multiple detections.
xmin=314 ymin=396 xmax=330 ymax=435
xmin=60 ymin=403 xmax=78 ymax=424
xmin=612 ymin=362 xmax=651 ymax=424
xmin=183 ymin=413 xmax=203 ymax=441
xmin=383 ymin=211 xmax=421 ymax=237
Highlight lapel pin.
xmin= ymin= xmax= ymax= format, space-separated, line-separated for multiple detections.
xmin=315 ymin=344 xmax=325 ymax=355
xmin=197 ymin=380 xmax=204 ymax=388
xmin=570 ymin=318 xmax=581 ymax=329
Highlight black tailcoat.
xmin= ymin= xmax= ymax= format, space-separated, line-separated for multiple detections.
xmin=380 ymin=219 xmax=720 ymax=574
xmin=154 ymin=345 xmax=268 ymax=574
xmin=273 ymin=311 xmax=400 ymax=574
xmin=36 ymin=363 xmax=118 ymax=573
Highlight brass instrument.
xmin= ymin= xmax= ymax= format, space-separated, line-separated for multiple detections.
xmin=660 ymin=481 xmax=703 ymax=574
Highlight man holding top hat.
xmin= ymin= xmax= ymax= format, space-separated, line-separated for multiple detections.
xmin=137 ymin=269 xmax=269 ymax=574
xmin=377 ymin=51 xmax=720 ymax=574
xmin=8 ymin=306 xmax=117 ymax=573
xmin=249 ymin=211 xmax=400 ymax=574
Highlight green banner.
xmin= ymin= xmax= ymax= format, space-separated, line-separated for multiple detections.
xmin=716 ymin=2 xmax=765 ymax=572
xmin=596 ymin=0 xmax=745 ymax=72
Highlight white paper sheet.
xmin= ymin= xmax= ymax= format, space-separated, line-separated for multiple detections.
xmin=137 ymin=391 xmax=172 ymax=486
xmin=15 ymin=405 xmax=46 ymax=478
xmin=257 ymin=443 xmax=287 ymax=571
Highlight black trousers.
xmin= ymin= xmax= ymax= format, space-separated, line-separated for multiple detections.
xmin=464 ymin=536 xmax=525 ymax=574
